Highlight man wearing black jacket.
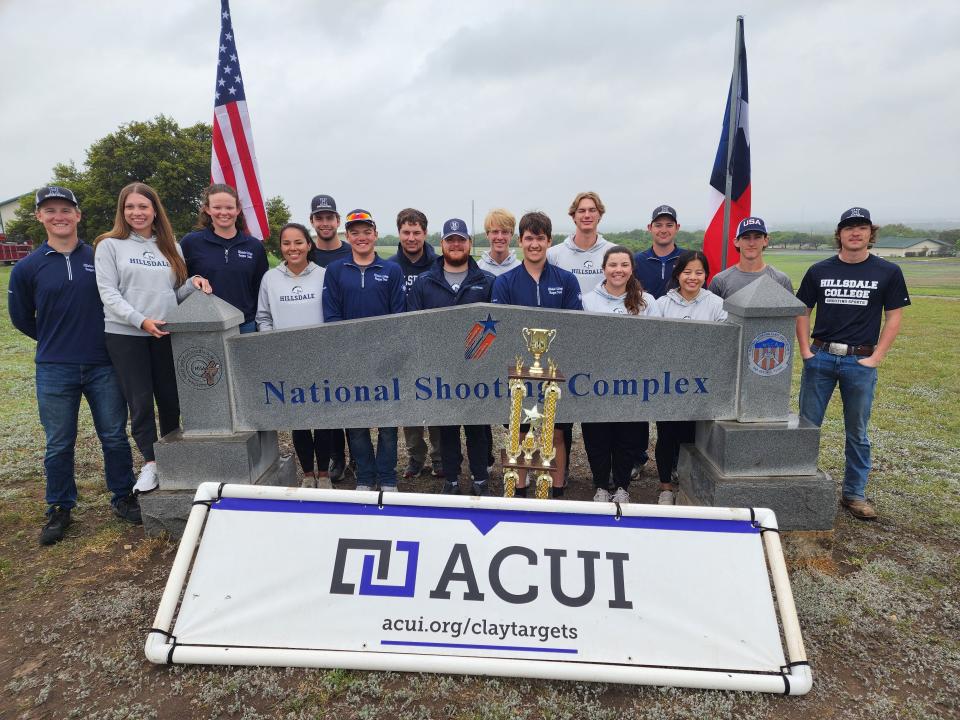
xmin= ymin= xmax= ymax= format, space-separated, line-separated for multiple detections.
xmin=408 ymin=218 xmax=495 ymax=495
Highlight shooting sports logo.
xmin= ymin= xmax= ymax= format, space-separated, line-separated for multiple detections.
xmin=464 ymin=313 xmax=499 ymax=360
xmin=748 ymin=332 xmax=789 ymax=377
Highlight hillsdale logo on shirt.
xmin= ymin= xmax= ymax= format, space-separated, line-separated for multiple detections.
xmin=547 ymin=287 xmax=564 ymax=296
xmin=279 ymin=285 xmax=317 ymax=302
xmin=83 ymin=263 xmax=95 ymax=272
xmin=130 ymin=250 xmax=170 ymax=268
xmin=237 ymin=249 xmax=254 ymax=260
xmin=570 ymin=260 xmax=602 ymax=277
xmin=374 ymin=273 xmax=391 ymax=283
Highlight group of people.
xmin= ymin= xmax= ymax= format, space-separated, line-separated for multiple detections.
xmin=9 ymin=182 xmax=907 ymax=546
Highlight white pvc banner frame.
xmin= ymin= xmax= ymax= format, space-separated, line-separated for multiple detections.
xmin=146 ymin=483 xmax=811 ymax=695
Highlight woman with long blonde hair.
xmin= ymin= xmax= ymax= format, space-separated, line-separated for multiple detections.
xmin=94 ymin=182 xmax=211 ymax=493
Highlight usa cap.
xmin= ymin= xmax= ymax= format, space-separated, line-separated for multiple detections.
xmin=344 ymin=209 xmax=376 ymax=229
xmin=650 ymin=204 xmax=677 ymax=222
xmin=35 ymin=186 xmax=79 ymax=209
xmin=441 ymin=218 xmax=470 ymax=241
xmin=736 ymin=216 xmax=767 ymax=237
xmin=310 ymin=194 xmax=337 ymax=215
xmin=838 ymin=207 xmax=872 ymax=227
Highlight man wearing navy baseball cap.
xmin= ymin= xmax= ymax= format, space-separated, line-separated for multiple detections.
xmin=708 ymin=216 xmax=793 ymax=298
xmin=795 ymin=207 xmax=910 ymax=521
xmin=634 ymin=204 xmax=685 ymax=299
xmin=8 ymin=186 xmax=140 ymax=545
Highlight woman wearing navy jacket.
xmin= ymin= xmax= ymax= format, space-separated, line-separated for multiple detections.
xmin=180 ymin=184 xmax=268 ymax=333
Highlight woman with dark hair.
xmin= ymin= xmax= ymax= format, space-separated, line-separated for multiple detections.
xmin=180 ymin=184 xmax=268 ymax=334
xmin=652 ymin=250 xmax=727 ymax=504
xmin=256 ymin=222 xmax=331 ymax=487
xmin=94 ymin=182 xmax=212 ymax=493
xmin=581 ymin=246 xmax=660 ymax=503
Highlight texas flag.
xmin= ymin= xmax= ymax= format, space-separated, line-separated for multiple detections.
xmin=703 ymin=17 xmax=750 ymax=279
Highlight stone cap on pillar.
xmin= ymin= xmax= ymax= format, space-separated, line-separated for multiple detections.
xmin=723 ymin=274 xmax=807 ymax=318
xmin=164 ymin=291 xmax=244 ymax=332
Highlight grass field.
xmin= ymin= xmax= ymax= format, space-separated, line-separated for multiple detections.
xmin=0 ymin=256 xmax=958 ymax=719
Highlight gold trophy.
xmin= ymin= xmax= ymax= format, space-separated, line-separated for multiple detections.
xmin=520 ymin=327 xmax=557 ymax=376
xmin=502 ymin=329 xmax=564 ymax=499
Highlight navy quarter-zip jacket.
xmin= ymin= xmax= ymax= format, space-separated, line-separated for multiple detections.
xmin=491 ymin=261 xmax=583 ymax=310
xmin=322 ymin=254 xmax=405 ymax=322
xmin=180 ymin=227 xmax=268 ymax=323
xmin=633 ymin=245 xmax=685 ymax=299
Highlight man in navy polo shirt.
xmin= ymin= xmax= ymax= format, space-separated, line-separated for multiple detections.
xmin=797 ymin=207 xmax=909 ymax=521
xmin=493 ymin=211 xmax=581 ymax=498
xmin=8 ymin=186 xmax=140 ymax=546
xmin=408 ymin=218 xmax=495 ymax=496
xmin=634 ymin=204 xmax=685 ymax=299
xmin=322 ymin=209 xmax=405 ymax=491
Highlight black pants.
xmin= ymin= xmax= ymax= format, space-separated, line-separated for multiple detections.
xmin=485 ymin=425 xmax=495 ymax=466
xmin=292 ymin=429 xmax=332 ymax=474
xmin=582 ymin=421 xmax=641 ymax=490
xmin=636 ymin=421 xmax=650 ymax=464
xmin=655 ymin=421 xmax=695 ymax=485
xmin=104 ymin=333 xmax=180 ymax=463
xmin=330 ymin=428 xmax=347 ymax=463
xmin=440 ymin=425 xmax=490 ymax=484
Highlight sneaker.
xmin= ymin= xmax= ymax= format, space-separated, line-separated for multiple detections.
xmin=471 ymin=481 xmax=490 ymax=496
xmin=630 ymin=463 xmax=643 ymax=481
xmin=440 ymin=481 xmax=459 ymax=495
xmin=658 ymin=489 xmax=675 ymax=506
xmin=841 ymin=497 xmax=878 ymax=520
xmin=301 ymin=475 xmax=318 ymax=489
xmin=402 ymin=461 xmax=424 ymax=479
xmin=593 ymin=487 xmax=612 ymax=503
xmin=133 ymin=462 xmax=159 ymax=494
xmin=39 ymin=506 xmax=71 ymax=546
xmin=431 ymin=463 xmax=445 ymax=479
xmin=356 ymin=484 xmax=374 ymax=492
xmin=329 ymin=457 xmax=345 ymax=483
xmin=612 ymin=487 xmax=630 ymax=504
xmin=113 ymin=494 xmax=143 ymax=525
xmin=315 ymin=476 xmax=333 ymax=490
xmin=380 ymin=485 xmax=399 ymax=493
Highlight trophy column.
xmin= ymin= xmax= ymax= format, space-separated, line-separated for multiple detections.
xmin=502 ymin=328 xmax=564 ymax=499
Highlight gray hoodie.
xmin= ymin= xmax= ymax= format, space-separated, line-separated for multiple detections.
xmin=476 ymin=249 xmax=520 ymax=276
xmin=655 ymin=288 xmax=728 ymax=322
xmin=256 ymin=261 xmax=325 ymax=331
xmin=95 ymin=234 xmax=195 ymax=336
xmin=582 ymin=282 xmax=661 ymax=317
xmin=545 ymin=234 xmax=612 ymax=293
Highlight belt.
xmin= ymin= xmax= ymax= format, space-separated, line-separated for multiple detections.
xmin=812 ymin=339 xmax=874 ymax=357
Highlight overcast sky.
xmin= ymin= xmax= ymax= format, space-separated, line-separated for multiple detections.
xmin=1 ymin=0 xmax=958 ymax=233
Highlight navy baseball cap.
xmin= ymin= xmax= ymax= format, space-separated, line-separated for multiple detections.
xmin=344 ymin=209 xmax=375 ymax=229
xmin=736 ymin=216 xmax=768 ymax=237
xmin=310 ymin=194 xmax=337 ymax=215
xmin=838 ymin=207 xmax=872 ymax=227
xmin=441 ymin=218 xmax=470 ymax=241
xmin=650 ymin=204 xmax=677 ymax=222
xmin=35 ymin=186 xmax=79 ymax=208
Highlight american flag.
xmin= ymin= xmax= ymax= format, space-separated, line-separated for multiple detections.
xmin=211 ymin=0 xmax=269 ymax=239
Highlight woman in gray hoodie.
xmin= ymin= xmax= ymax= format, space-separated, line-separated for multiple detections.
xmin=95 ymin=183 xmax=211 ymax=493
xmin=581 ymin=246 xmax=660 ymax=504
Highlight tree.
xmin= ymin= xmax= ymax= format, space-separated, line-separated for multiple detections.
xmin=4 ymin=116 xmax=212 ymax=245
xmin=264 ymin=196 xmax=292 ymax=258
xmin=937 ymin=228 xmax=960 ymax=253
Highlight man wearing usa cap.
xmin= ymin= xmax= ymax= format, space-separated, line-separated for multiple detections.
xmin=634 ymin=204 xmax=686 ymax=299
xmin=8 ymin=186 xmax=140 ymax=545
xmin=322 ymin=209 xmax=406 ymax=492
xmin=408 ymin=219 xmax=496 ymax=496
xmin=709 ymin=216 xmax=793 ymax=298
xmin=796 ymin=207 xmax=910 ymax=521
xmin=306 ymin=194 xmax=352 ymax=482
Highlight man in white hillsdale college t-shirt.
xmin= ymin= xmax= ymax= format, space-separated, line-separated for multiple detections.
xmin=546 ymin=191 xmax=612 ymax=293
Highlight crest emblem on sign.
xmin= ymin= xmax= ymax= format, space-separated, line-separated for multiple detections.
xmin=748 ymin=332 xmax=789 ymax=377
xmin=464 ymin=313 xmax=498 ymax=360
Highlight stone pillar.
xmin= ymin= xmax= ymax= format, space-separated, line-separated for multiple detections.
xmin=677 ymin=276 xmax=836 ymax=530
xmin=142 ymin=293 xmax=295 ymax=538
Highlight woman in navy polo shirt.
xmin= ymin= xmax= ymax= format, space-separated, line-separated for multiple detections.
xmin=180 ymin=184 xmax=268 ymax=333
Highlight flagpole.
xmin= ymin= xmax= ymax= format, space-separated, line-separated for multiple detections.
xmin=720 ymin=16 xmax=744 ymax=272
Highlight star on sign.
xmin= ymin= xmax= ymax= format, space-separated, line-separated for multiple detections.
xmin=478 ymin=313 xmax=498 ymax=334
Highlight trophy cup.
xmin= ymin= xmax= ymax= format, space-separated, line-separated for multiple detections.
xmin=501 ymin=329 xmax=564 ymax=499
xmin=520 ymin=327 xmax=557 ymax=376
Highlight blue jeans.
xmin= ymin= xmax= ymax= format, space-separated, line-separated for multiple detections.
xmin=799 ymin=350 xmax=878 ymax=501
xmin=238 ymin=320 xmax=258 ymax=334
xmin=35 ymin=363 xmax=135 ymax=511
xmin=346 ymin=427 xmax=398 ymax=488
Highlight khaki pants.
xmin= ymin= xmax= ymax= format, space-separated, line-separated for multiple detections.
xmin=403 ymin=425 xmax=442 ymax=468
